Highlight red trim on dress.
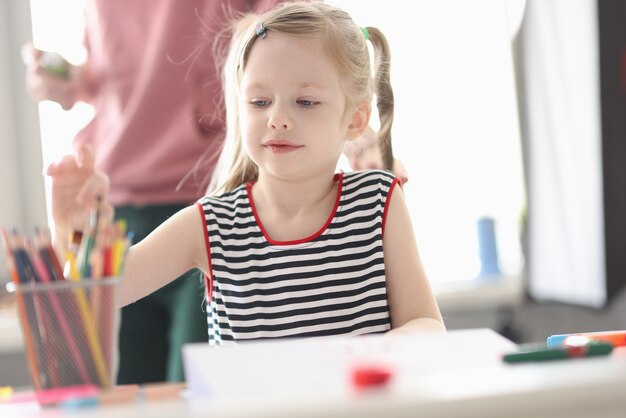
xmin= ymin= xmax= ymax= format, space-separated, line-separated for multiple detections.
xmin=247 ymin=173 xmax=344 ymax=245
xmin=382 ymin=177 xmax=401 ymax=238
xmin=196 ymin=203 xmax=213 ymax=300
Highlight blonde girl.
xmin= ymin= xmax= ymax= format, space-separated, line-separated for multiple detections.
xmin=48 ymin=1 xmax=445 ymax=343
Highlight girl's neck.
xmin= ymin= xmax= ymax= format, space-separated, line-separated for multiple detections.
xmin=253 ymin=172 xmax=337 ymax=216
xmin=250 ymin=172 xmax=340 ymax=241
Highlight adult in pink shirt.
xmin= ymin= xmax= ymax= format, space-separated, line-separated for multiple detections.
xmin=25 ymin=0 xmax=285 ymax=384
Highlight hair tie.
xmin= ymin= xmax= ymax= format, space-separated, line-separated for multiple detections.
xmin=256 ymin=22 xmax=267 ymax=38
xmin=360 ymin=27 xmax=370 ymax=41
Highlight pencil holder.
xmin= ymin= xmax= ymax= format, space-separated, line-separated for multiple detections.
xmin=13 ymin=277 xmax=120 ymax=394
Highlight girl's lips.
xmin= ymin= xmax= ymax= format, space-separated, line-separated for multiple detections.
xmin=263 ymin=140 xmax=302 ymax=153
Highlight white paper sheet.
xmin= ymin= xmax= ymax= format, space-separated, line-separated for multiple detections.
xmin=183 ymin=328 xmax=516 ymax=401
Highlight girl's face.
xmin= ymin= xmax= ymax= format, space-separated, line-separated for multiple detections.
xmin=239 ymin=32 xmax=362 ymax=182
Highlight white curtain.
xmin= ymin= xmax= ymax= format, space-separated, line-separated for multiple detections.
xmin=522 ymin=0 xmax=606 ymax=307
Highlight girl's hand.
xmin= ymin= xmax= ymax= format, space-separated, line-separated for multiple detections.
xmin=46 ymin=143 xmax=112 ymax=240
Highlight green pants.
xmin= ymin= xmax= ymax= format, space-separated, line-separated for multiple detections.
xmin=114 ymin=204 xmax=207 ymax=384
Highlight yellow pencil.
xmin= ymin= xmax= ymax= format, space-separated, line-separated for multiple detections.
xmin=68 ymin=274 xmax=110 ymax=388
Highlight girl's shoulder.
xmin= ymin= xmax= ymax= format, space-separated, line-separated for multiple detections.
xmin=341 ymin=169 xmax=398 ymax=190
xmin=197 ymin=183 xmax=249 ymax=209
xmin=340 ymin=170 xmax=400 ymax=206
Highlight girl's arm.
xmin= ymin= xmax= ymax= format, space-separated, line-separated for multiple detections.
xmin=120 ymin=205 xmax=209 ymax=306
xmin=47 ymin=145 xmax=209 ymax=306
xmin=383 ymin=185 xmax=446 ymax=334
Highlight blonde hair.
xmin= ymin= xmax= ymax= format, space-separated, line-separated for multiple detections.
xmin=211 ymin=1 xmax=395 ymax=194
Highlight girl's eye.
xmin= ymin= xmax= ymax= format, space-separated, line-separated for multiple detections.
xmin=250 ymin=99 xmax=270 ymax=107
xmin=297 ymin=99 xmax=320 ymax=107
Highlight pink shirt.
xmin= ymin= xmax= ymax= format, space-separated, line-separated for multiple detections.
xmin=76 ymin=0 xmax=282 ymax=206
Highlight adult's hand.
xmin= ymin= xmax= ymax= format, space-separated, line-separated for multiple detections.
xmin=22 ymin=42 xmax=80 ymax=110
xmin=343 ymin=126 xmax=409 ymax=184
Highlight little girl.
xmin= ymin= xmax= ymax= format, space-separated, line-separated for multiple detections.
xmin=48 ymin=1 xmax=445 ymax=344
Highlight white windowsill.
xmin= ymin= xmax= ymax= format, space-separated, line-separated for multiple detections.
xmin=433 ymin=273 xmax=524 ymax=313
xmin=0 ymin=306 xmax=23 ymax=354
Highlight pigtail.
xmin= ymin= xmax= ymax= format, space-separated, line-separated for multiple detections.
xmin=365 ymin=27 xmax=395 ymax=171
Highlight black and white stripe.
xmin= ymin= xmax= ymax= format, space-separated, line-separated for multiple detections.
xmin=198 ymin=170 xmax=398 ymax=344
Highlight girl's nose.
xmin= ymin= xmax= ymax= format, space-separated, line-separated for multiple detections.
xmin=267 ymin=108 xmax=292 ymax=131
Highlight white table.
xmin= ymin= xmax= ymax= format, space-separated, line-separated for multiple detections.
xmin=2 ymin=329 xmax=625 ymax=418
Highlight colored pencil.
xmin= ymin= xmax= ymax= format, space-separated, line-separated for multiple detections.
xmin=1 ymin=229 xmax=43 ymax=391
xmin=32 ymin=237 xmax=93 ymax=386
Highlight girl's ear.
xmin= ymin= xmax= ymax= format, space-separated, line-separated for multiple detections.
xmin=346 ymin=101 xmax=371 ymax=141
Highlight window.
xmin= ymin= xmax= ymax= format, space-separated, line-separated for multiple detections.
xmin=30 ymin=0 xmax=93 ymax=225
xmin=329 ymin=0 xmax=526 ymax=284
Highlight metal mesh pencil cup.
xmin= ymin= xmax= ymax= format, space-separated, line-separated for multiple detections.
xmin=13 ymin=277 xmax=120 ymax=392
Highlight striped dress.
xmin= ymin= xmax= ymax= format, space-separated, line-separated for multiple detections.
xmin=196 ymin=170 xmax=400 ymax=345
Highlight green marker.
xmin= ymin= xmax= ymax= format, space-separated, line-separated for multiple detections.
xmin=502 ymin=341 xmax=613 ymax=364
xmin=40 ymin=51 xmax=70 ymax=79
